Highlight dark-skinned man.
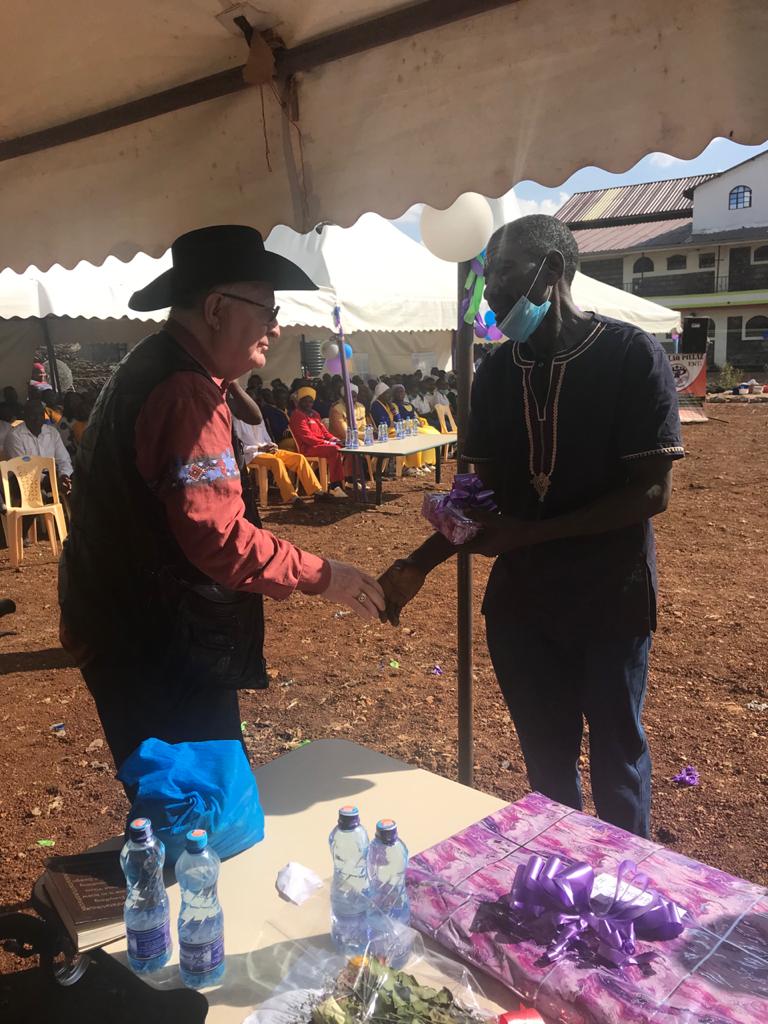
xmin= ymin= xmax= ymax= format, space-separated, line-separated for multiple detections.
xmin=379 ymin=214 xmax=684 ymax=838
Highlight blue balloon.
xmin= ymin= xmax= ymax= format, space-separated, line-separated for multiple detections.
xmin=484 ymin=310 xmax=497 ymax=326
xmin=344 ymin=343 xmax=353 ymax=359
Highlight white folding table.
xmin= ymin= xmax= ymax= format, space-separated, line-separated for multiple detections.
xmin=341 ymin=434 xmax=457 ymax=503
xmin=101 ymin=739 xmax=511 ymax=1022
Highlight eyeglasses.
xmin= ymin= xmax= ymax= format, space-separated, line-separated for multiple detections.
xmin=216 ymin=292 xmax=280 ymax=321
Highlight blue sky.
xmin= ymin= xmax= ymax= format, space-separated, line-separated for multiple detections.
xmin=393 ymin=137 xmax=768 ymax=240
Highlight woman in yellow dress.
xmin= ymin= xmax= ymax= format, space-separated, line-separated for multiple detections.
xmin=329 ymin=383 xmax=368 ymax=442
xmin=391 ymin=383 xmax=440 ymax=473
xmin=370 ymin=383 xmax=434 ymax=476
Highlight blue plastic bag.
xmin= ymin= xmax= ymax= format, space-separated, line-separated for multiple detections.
xmin=118 ymin=738 xmax=264 ymax=865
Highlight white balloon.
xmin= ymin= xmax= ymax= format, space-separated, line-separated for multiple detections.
xmin=322 ymin=341 xmax=339 ymax=358
xmin=420 ymin=192 xmax=495 ymax=263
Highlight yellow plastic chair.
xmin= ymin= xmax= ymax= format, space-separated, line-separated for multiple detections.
xmin=247 ymin=460 xmax=271 ymax=507
xmin=434 ymin=403 xmax=458 ymax=434
xmin=0 ymin=456 xmax=68 ymax=566
xmin=433 ymin=404 xmax=458 ymax=460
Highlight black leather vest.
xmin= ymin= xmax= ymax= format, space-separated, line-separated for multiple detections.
xmin=59 ymin=329 xmax=266 ymax=688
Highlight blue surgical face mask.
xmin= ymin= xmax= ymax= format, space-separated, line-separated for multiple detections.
xmin=498 ymin=258 xmax=552 ymax=342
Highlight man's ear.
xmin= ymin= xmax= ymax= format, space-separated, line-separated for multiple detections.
xmin=544 ymin=249 xmax=565 ymax=284
xmin=202 ymin=291 xmax=223 ymax=330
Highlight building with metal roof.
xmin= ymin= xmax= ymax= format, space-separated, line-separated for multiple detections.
xmin=556 ymin=154 xmax=768 ymax=368
xmin=557 ymin=175 xmax=714 ymax=227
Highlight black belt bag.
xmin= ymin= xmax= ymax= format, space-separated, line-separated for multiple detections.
xmin=158 ymin=568 xmax=268 ymax=691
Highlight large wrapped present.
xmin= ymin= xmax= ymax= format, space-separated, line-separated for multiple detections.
xmin=407 ymin=793 xmax=768 ymax=1023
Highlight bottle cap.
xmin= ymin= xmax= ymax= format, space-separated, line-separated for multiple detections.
xmin=185 ymin=828 xmax=208 ymax=852
xmin=128 ymin=817 xmax=153 ymax=843
xmin=337 ymin=805 xmax=360 ymax=830
xmin=375 ymin=818 xmax=398 ymax=844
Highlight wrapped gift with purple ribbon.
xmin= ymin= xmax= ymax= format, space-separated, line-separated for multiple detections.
xmin=423 ymin=473 xmax=497 ymax=546
xmin=407 ymin=793 xmax=768 ymax=1023
xmin=496 ymin=853 xmax=687 ymax=969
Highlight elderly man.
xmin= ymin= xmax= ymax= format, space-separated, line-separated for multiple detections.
xmin=289 ymin=387 xmax=347 ymax=497
xmin=380 ymin=214 xmax=684 ymax=838
xmin=59 ymin=225 xmax=383 ymax=772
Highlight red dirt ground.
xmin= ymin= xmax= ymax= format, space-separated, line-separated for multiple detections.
xmin=1 ymin=404 xmax=767 ymax=1018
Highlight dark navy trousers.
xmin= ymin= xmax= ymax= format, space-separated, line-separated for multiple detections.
xmin=485 ymin=612 xmax=652 ymax=837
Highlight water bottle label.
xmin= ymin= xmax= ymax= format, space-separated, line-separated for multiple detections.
xmin=180 ymin=935 xmax=225 ymax=975
xmin=127 ymin=921 xmax=171 ymax=961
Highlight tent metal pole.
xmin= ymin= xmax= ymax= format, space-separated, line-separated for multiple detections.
xmin=42 ymin=317 xmax=61 ymax=393
xmin=456 ymin=262 xmax=475 ymax=786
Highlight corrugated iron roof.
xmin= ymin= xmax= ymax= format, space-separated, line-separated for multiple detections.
xmin=557 ymin=175 xmax=716 ymax=225
xmin=573 ymin=219 xmax=768 ymax=256
xmin=573 ymin=219 xmax=694 ymax=255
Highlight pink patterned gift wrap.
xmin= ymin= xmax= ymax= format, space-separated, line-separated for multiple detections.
xmin=406 ymin=793 xmax=768 ymax=1023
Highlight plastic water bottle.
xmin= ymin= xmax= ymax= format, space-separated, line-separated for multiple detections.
xmin=368 ymin=819 xmax=411 ymax=966
xmin=120 ymin=817 xmax=172 ymax=975
xmin=378 ymin=423 xmax=387 ymax=442
xmin=175 ymin=829 xmax=226 ymax=989
xmin=329 ymin=805 xmax=370 ymax=955
xmin=364 ymin=425 xmax=374 ymax=446
xmin=346 ymin=426 xmax=358 ymax=449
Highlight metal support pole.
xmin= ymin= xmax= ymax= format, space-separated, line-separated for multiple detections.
xmin=456 ymin=262 xmax=475 ymax=786
xmin=42 ymin=318 xmax=61 ymax=393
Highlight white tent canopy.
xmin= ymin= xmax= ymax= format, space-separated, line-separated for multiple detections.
xmin=0 ymin=212 xmax=679 ymax=390
xmin=0 ymin=0 xmax=765 ymax=272
xmin=0 ymin=210 xmax=678 ymax=334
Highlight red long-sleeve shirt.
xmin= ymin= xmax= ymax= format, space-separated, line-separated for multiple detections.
xmin=134 ymin=321 xmax=330 ymax=599
xmin=289 ymin=408 xmax=340 ymax=450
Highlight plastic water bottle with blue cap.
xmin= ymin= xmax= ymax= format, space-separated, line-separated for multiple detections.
xmin=364 ymin=425 xmax=374 ymax=446
xmin=329 ymin=805 xmax=371 ymax=955
xmin=120 ymin=817 xmax=172 ymax=974
xmin=175 ymin=829 xmax=226 ymax=988
xmin=368 ymin=818 xmax=411 ymax=966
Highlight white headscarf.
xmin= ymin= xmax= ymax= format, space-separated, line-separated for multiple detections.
xmin=373 ymin=381 xmax=389 ymax=400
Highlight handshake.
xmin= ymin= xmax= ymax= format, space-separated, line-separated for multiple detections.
xmin=320 ymin=559 xmax=426 ymax=626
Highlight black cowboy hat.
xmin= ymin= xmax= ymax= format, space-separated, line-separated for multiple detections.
xmin=128 ymin=224 xmax=317 ymax=311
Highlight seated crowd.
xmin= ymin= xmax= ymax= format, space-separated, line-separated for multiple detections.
xmin=239 ymin=367 xmax=457 ymax=501
xmin=0 ymin=359 xmax=458 ymax=520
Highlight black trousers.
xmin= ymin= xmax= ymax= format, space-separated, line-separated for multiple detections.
xmin=82 ymin=655 xmax=243 ymax=781
xmin=485 ymin=610 xmax=652 ymax=838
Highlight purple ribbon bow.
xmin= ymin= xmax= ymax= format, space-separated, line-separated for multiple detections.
xmin=422 ymin=474 xmax=498 ymax=545
xmin=502 ymin=855 xmax=687 ymax=969
xmin=445 ymin=473 xmax=497 ymax=513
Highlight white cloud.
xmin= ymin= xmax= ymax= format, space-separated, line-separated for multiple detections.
xmin=516 ymin=191 xmax=571 ymax=217
xmin=648 ymin=152 xmax=684 ymax=169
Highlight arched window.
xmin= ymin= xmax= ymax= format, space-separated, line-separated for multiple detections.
xmin=754 ymin=245 xmax=768 ymax=263
xmin=633 ymin=256 xmax=654 ymax=274
xmin=667 ymin=254 xmax=687 ymax=271
xmin=745 ymin=315 xmax=768 ymax=339
xmin=729 ymin=185 xmax=752 ymax=210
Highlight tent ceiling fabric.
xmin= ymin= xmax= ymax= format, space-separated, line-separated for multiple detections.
xmin=0 ymin=0 xmax=766 ymax=272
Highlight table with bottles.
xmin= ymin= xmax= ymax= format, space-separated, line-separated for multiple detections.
xmin=105 ymin=739 xmax=510 ymax=1023
xmin=341 ymin=419 xmax=458 ymax=504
